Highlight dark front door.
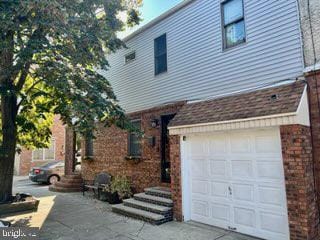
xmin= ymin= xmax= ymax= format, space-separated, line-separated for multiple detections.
xmin=161 ymin=114 xmax=175 ymax=183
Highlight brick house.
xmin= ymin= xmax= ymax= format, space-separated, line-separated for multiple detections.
xmin=76 ymin=0 xmax=320 ymax=239
xmin=14 ymin=115 xmax=66 ymax=176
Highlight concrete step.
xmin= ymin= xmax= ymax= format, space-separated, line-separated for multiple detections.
xmin=60 ymin=177 xmax=83 ymax=184
xmin=123 ymin=198 xmax=172 ymax=216
xmin=54 ymin=181 xmax=82 ymax=189
xmin=112 ymin=204 xmax=170 ymax=225
xmin=49 ymin=186 xmax=82 ymax=193
xmin=145 ymin=187 xmax=172 ymax=199
xmin=64 ymin=174 xmax=82 ymax=180
xmin=134 ymin=193 xmax=173 ymax=207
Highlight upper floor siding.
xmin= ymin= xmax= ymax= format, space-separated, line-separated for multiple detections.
xmin=101 ymin=0 xmax=304 ymax=113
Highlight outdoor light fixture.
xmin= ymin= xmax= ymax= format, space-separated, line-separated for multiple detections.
xmin=150 ymin=118 xmax=159 ymax=128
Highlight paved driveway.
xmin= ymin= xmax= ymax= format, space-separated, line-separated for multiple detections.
xmin=2 ymin=177 xmax=260 ymax=240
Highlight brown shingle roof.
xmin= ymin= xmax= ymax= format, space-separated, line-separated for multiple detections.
xmin=169 ymin=81 xmax=306 ymax=127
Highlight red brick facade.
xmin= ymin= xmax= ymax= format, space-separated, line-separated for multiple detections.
xmin=169 ymin=135 xmax=182 ymax=221
xmin=16 ymin=115 xmax=66 ymax=176
xmin=77 ymin=70 xmax=320 ymax=239
xmin=81 ymin=102 xmax=185 ymax=193
xmin=306 ymin=70 xmax=320 ymax=210
xmin=280 ymin=125 xmax=319 ymax=240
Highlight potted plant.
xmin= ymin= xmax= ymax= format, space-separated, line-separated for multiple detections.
xmin=102 ymin=176 xmax=132 ymax=204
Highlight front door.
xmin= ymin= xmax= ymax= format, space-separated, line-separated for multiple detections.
xmin=161 ymin=114 xmax=175 ymax=183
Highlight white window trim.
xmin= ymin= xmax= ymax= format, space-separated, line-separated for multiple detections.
xmin=32 ymin=138 xmax=56 ymax=162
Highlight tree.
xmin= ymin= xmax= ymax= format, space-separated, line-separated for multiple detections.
xmin=0 ymin=0 xmax=142 ymax=203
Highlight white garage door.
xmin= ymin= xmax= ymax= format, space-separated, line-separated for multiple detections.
xmin=186 ymin=128 xmax=289 ymax=240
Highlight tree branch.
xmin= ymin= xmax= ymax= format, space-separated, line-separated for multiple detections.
xmin=17 ymin=78 xmax=43 ymax=109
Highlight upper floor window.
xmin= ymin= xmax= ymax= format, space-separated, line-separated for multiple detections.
xmin=32 ymin=139 xmax=55 ymax=161
xmin=154 ymin=34 xmax=167 ymax=75
xmin=222 ymin=0 xmax=246 ymax=49
xmin=128 ymin=120 xmax=142 ymax=157
xmin=125 ymin=51 xmax=136 ymax=64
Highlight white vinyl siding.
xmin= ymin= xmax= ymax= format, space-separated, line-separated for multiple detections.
xmin=102 ymin=0 xmax=303 ymax=113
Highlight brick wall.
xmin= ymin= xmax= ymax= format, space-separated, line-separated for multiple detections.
xmin=169 ymin=135 xmax=183 ymax=221
xmin=81 ymin=102 xmax=185 ymax=193
xmin=306 ymin=70 xmax=320 ymax=210
xmin=280 ymin=125 xmax=319 ymax=240
xmin=17 ymin=115 xmax=66 ymax=175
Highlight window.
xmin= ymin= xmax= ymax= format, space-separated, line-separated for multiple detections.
xmin=32 ymin=139 xmax=56 ymax=161
xmin=84 ymin=136 xmax=94 ymax=157
xmin=154 ymin=34 xmax=167 ymax=75
xmin=222 ymin=0 xmax=246 ymax=49
xmin=128 ymin=120 xmax=142 ymax=156
xmin=125 ymin=51 xmax=136 ymax=63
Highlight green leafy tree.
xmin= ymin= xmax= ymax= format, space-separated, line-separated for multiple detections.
xmin=0 ymin=0 xmax=141 ymax=203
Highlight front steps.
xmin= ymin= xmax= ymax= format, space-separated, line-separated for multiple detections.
xmin=49 ymin=174 xmax=83 ymax=193
xmin=112 ymin=187 xmax=173 ymax=225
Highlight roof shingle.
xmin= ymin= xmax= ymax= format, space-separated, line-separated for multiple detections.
xmin=169 ymin=81 xmax=306 ymax=127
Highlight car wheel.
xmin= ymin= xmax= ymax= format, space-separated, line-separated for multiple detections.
xmin=48 ymin=175 xmax=60 ymax=185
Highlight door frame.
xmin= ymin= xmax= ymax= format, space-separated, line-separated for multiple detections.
xmin=160 ymin=114 xmax=176 ymax=183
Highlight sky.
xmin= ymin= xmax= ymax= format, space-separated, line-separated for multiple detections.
xmin=118 ymin=0 xmax=183 ymax=39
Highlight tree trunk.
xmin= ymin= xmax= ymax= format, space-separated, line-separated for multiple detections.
xmin=0 ymin=91 xmax=18 ymax=203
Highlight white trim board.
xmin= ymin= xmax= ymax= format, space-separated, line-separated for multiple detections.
xmin=169 ymin=86 xmax=309 ymax=135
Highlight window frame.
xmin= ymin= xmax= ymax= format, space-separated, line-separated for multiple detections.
xmin=32 ymin=138 xmax=56 ymax=162
xmin=221 ymin=0 xmax=246 ymax=49
xmin=125 ymin=51 xmax=136 ymax=64
xmin=128 ymin=119 xmax=142 ymax=157
xmin=154 ymin=34 xmax=168 ymax=76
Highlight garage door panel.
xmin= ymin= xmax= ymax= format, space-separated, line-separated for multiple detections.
xmin=192 ymin=179 xmax=210 ymax=195
xmin=209 ymin=159 xmax=228 ymax=179
xmin=233 ymin=207 xmax=256 ymax=228
xmin=257 ymin=161 xmax=284 ymax=180
xmin=232 ymin=183 xmax=254 ymax=202
xmin=231 ymin=160 xmax=254 ymax=179
xmin=211 ymin=203 xmax=231 ymax=222
xmin=191 ymin=158 xmax=210 ymax=178
xmin=208 ymin=137 xmax=227 ymax=154
xmin=230 ymin=135 xmax=251 ymax=153
xmin=192 ymin=200 xmax=209 ymax=217
xmin=211 ymin=181 xmax=229 ymax=198
xmin=260 ymin=211 xmax=288 ymax=234
xmin=255 ymin=135 xmax=280 ymax=154
xmin=258 ymin=185 xmax=286 ymax=208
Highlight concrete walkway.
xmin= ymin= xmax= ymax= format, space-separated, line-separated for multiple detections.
xmin=2 ymin=177 xmax=259 ymax=240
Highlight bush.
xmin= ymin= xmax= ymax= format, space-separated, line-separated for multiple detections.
xmin=104 ymin=176 xmax=132 ymax=200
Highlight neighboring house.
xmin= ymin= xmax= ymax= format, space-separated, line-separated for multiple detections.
xmin=77 ymin=0 xmax=320 ymax=240
xmin=15 ymin=115 xmax=66 ymax=176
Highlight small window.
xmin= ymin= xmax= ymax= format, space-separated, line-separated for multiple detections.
xmin=85 ymin=136 xmax=94 ymax=157
xmin=32 ymin=139 xmax=55 ymax=161
xmin=222 ymin=0 xmax=246 ymax=49
xmin=128 ymin=120 xmax=142 ymax=156
xmin=154 ymin=34 xmax=167 ymax=75
xmin=125 ymin=51 xmax=136 ymax=63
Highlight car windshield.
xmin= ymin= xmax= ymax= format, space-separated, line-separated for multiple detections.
xmin=41 ymin=161 xmax=64 ymax=168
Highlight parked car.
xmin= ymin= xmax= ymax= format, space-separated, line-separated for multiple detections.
xmin=29 ymin=161 xmax=64 ymax=184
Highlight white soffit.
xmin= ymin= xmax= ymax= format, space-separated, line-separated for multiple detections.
xmin=169 ymin=86 xmax=310 ymax=135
